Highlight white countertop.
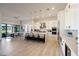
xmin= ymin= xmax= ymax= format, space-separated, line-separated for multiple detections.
xmin=62 ymin=35 xmax=78 ymax=55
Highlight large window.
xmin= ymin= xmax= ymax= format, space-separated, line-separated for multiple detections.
xmin=1 ymin=24 xmax=14 ymax=37
xmin=1 ymin=24 xmax=7 ymax=34
xmin=7 ymin=24 xmax=13 ymax=36
xmin=1 ymin=23 xmax=22 ymax=37
xmin=14 ymin=25 xmax=21 ymax=32
xmin=1 ymin=24 xmax=7 ymax=37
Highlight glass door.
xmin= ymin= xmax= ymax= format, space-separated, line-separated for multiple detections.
xmin=1 ymin=23 xmax=14 ymax=37
xmin=7 ymin=24 xmax=13 ymax=37
xmin=1 ymin=24 xmax=22 ymax=38
xmin=14 ymin=25 xmax=21 ymax=32
xmin=1 ymin=23 xmax=7 ymax=37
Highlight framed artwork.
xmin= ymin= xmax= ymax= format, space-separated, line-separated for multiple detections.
xmin=40 ymin=23 xmax=46 ymax=29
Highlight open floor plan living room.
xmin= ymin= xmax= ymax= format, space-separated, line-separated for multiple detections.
xmin=0 ymin=3 xmax=79 ymax=56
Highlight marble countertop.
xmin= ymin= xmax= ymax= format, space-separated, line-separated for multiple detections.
xmin=62 ymin=34 xmax=78 ymax=55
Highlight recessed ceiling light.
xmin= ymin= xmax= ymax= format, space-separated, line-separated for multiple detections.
xmin=52 ymin=8 xmax=55 ymax=10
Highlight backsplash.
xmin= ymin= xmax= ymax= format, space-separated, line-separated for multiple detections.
xmin=65 ymin=30 xmax=78 ymax=38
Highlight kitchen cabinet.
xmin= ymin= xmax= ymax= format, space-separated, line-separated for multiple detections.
xmin=58 ymin=11 xmax=66 ymax=55
xmin=65 ymin=4 xmax=79 ymax=30
xmin=58 ymin=4 xmax=79 ymax=56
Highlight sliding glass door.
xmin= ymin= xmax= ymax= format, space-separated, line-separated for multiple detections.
xmin=1 ymin=23 xmax=23 ymax=38
xmin=1 ymin=23 xmax=7 ymax=37
xmin=1 ymin=23 xmax=14 ymax=37
xmin=14 ymin=25 xmax=21 ymax=32
xmin=7 ymin=24 xmax=13 ymax=36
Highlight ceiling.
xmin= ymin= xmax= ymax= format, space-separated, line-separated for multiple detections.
xmin=0 ymin=3 xmax=67 ymax=21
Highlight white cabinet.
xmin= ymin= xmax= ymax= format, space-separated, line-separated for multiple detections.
xmin=58 ymin=4 xmax=79 ymax=56
xmin=65 ymin=4 xmax=79 ymax=30
xmin=65 ymin=9 xmax=70 ymax=29
xmin=65 ymin=4 xmax=73 ymax=29
xmin=58 ymin=11 xmax=65 ymax=36
xmin=58 ymin=10 xmax=65 ymax=55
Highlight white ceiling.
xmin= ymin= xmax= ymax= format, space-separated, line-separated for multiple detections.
xmin=0 ymin=3 xmax=67 ymax=21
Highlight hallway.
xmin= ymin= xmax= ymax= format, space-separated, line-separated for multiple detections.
xmin=0 ymin=36 xmax=62 ymax=56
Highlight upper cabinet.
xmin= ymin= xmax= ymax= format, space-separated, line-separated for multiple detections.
xmin=65 ymin=4 xmax=79 ymax=30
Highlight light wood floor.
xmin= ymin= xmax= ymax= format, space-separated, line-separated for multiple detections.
xmin=0 ymin=36 xmax=63 ymax=56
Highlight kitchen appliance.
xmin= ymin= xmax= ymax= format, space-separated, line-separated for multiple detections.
xmin=52 ymin=27 xmax=57 ymax=35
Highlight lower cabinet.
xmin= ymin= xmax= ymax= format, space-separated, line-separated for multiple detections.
xmin=65 ymin=44 xmax=71 ymax=56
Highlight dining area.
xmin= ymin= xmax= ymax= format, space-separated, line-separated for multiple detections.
xmin=25 ymin=30 xmax=46 ymax=43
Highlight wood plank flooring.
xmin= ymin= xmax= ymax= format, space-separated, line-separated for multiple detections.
xmin=0 ymin=36 xmax=63 ymax=56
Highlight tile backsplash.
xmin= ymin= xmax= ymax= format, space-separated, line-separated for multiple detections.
xmin=65 ymin=30 xmax=78 ymax=38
